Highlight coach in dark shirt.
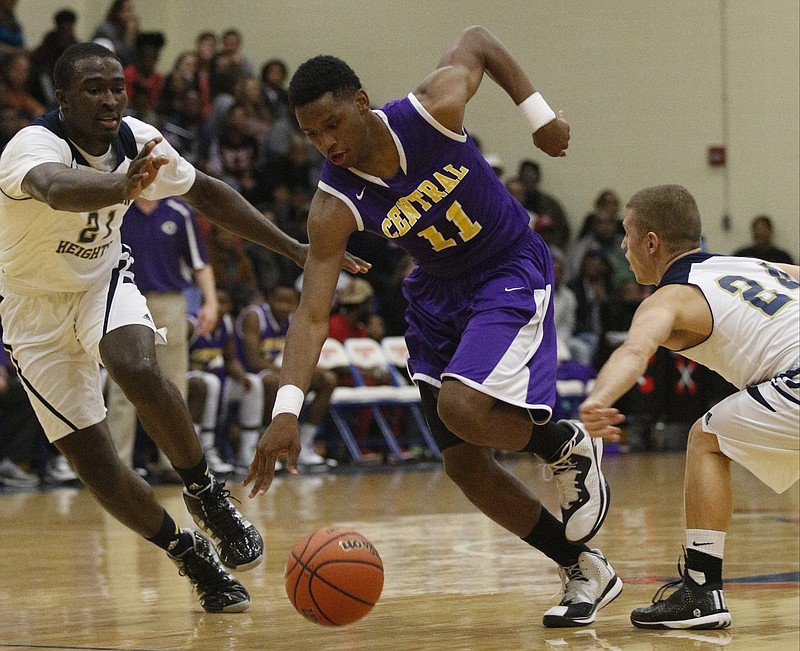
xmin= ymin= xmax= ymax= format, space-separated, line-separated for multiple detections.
xmin=734 ymin=215 xmax=795 ymax=264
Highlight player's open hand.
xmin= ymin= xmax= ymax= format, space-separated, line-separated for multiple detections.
xmin=579 ymin=398 xmax=624 ymax=441
xmin=243 ymin=414 xmax=301 ymax=497
xmin=290 ymin=241 xmax=371 ymax=275
xmin=532 ymin=110 xmax=570 ymax=157
xmin=124 ymin=137 xmax=169 ymax=199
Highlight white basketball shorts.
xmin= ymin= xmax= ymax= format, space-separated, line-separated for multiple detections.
xmin=0 ymin=255 xmax=165 ymax=442
xmin=703 ymin=367 xmax=799 ymax=493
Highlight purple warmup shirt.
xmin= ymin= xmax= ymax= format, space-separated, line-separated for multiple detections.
xmin=120 ymin=198 xmax=209 ymax=292
xmin=318 ymin=94 xmax=532 ymax=278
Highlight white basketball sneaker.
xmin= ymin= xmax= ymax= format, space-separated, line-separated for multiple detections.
xmin=549 ymin=420 xmax=610 ymax=543
xmin=543 ymin=548 xmax=623 ymax=627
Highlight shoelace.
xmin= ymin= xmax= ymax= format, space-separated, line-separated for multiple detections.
xmin=651 ymin=554 xmax=687 ymax=604
xmin=559 ymin=562 xmax=589 ymax=604
xmin=200 ymin=482 xmax=248 ymax=537
xmin=548 ymin=455 xmax=581 ymax=508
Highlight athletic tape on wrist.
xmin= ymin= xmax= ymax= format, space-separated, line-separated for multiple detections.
xmin=272 ymin=384 xmax=304 ymax=418
xmin=518 ymin=92 xmax=556 ymax=133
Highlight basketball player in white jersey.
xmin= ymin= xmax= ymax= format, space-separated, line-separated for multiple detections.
xmin=580 ymin=184 xmax=799 ymax=630
xmin=0 ymin=43 xmax=367 ymax=613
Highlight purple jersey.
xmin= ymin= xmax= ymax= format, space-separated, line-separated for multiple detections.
xmin=234 ymin=303 xmax=288 ymax=373
xmin=189 ymin=313 xmax=233 ymax=381
xmin=318 ymin=94 xmax=532 ymax=278
xmin=120 ymin=198 xmax=209 ymax=293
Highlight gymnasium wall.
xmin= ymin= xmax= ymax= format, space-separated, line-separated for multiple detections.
xmin=19 ymin=1 xmax=800 ymax=257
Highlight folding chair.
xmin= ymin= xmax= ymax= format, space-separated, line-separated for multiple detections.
xmin=379 ymin=336 xmax=441 ymax=459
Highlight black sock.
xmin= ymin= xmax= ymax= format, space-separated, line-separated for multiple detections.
xmin=687 ymin=548 xmax=723 ymax=585
xmin=522 ymin=508 xmax=590 ymax=567
xmin=518 ymin=421 xmax=577 ymax=461
xmin=147 ymin=511 xmax=193 ymax=556
xmin=174 ymin=456 xmax=212 ymax=494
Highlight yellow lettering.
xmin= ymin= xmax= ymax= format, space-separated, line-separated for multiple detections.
xmin=406 ymin=190 xmax=432 ymax=212
xmin=397 ymin=198 xmax=421 ymax=226
xmin=444 ymin=164 xmax=468 ymax=180
xmin=446 ymin=201 xmax=482 ymax=241
xmin=417 ymin=180 xmax=448 ymax=203
xmin=381 ymin=217 xmax=398 ymax=238
xmin=387 ymin=206 xmax=410 ymax=236
xmin=433 ymin=171 xmax=459 ymax=193
xmin=417 ymin=225 xmax=457 ymax=252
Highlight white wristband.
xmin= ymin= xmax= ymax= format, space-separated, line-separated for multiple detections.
xmin=517 ymin=92 xmax=556 ymax=133
xmin=272 ymin=384 xmax=305 ymax=418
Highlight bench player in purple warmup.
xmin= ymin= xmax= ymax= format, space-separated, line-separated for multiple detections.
xmin=244 ymin=26 xmax=622 ymax=627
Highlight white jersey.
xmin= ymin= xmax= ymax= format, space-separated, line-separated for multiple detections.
xmin=660 ymin=252 xmax=799 ymax=389
xmin=0 ymin=111 xmax=196 ymax=295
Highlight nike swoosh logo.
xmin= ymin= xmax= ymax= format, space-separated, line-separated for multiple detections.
xmin=692 ymin=541 xmax=714 ymax=546
xmin=504 ymin=287 xmax=525 ymax=292
xmin=356 ymin=187 xmax=365 ymax=200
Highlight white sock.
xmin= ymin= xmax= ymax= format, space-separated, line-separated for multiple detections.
xmin=686 ymin=528 xmax=726 ymax=559
xmin=299 ymin=422 xmax=318 ymax=448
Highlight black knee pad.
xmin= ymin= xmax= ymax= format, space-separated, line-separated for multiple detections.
xmin=417 ymin=382 xmax=464 ymax=452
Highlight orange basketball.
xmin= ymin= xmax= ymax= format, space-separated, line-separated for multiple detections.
xmin=285 ymin=526 xmax=384 ymax=626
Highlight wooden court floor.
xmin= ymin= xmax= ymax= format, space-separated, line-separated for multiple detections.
xmin=0 ymin=451 xmax=797 ymax=650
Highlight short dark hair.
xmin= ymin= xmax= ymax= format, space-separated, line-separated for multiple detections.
xmin=288 ymin=55 xmax=361 ymax=109
xmin=626 ymin=184 xmax=702 ymax=254
xmin=53 ymin=42 xmax=121 ymax=91
xmin=54 ymin=9 xmax=77 ymax=26
xmin=751 ymin=214 xmax=773 ymax=230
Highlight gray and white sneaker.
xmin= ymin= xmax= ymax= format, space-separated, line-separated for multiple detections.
xmin=543 ymin=549 xmax=623 ymax=628
xmin=0 ymin=458 xmax=40 ymax=488
xmin=549 ymin=420 xmax=610 ymax=543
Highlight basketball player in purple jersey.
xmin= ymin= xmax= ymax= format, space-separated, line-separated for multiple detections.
xmin=244 ymin=26 xmax=621 ymax=626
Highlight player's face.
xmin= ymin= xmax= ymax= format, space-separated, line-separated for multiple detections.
xmin=57 ymin=55 xmax=128 ymax=155
xmin=268 ymin=287 xmax=300 ymax=323
xmin=622 ymin=209 xmax=658 ymax=285
xmin=296 ymin=90 xmax=369 ymax=167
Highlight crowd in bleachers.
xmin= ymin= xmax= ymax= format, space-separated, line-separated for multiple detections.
xmin=0 ymin=1 xmax=794 ymax=488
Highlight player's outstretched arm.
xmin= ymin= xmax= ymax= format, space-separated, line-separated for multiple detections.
xmin=182 ymin=170 xmax=370 ymax=274
xmin=415 ymin=25 xmax=569 ymax=157
xmin=244 ymin=190 xmax=355 ymax=496
xmin=580 ymin=293 xmax=677 ymax=439
xmin=21 ymin=137 xmax=167 ymax=211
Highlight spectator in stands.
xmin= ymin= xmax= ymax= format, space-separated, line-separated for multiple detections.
xmin=517 ymin=159 xmax=570 ymax=249
xmin=733 ymin=214 xmax=795 ymax=264
xmin=567 ymin=248 xmax=614 ymax=369
xmin=236 ymin=284 xmax=337 ymax=467
xmin=0 ymin=0 xmax=24 ymax=58
xmin=206 ymin=103 xmax=261 ymax=204
xmin=577 ymin=189 xmax=623 ymax=240
xmin=566 ymin=202 xmax=632 ymax=287
xmin=157 ymin=50 xmax=198 ymax=118
xmin=260 ymin=58 xmax=290 ymax=121
xmin=193 ymin=31 xmax=217 ymax=119
xmin=216 ymin=28 xmax=254 ymax=80
xmin=124 ymin=31 xmax=165 ymax=124
xmin=0 ymin=52 xmax=45 ymax=126
xmin=92 ymin=0 xmax=139 ymax=67
xmin=29 ymin=8 xmax=79 ymax=109
xmin=161 ymin=89 xmax=209 ymax=169
xmin=234 ymin=75 xmax=272 ymax=144
xmin=329 ymin=278 xmax=386 ymax=344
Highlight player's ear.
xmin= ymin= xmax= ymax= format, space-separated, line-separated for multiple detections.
xmin=355 ymin=89 xmax=370 ymax=113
